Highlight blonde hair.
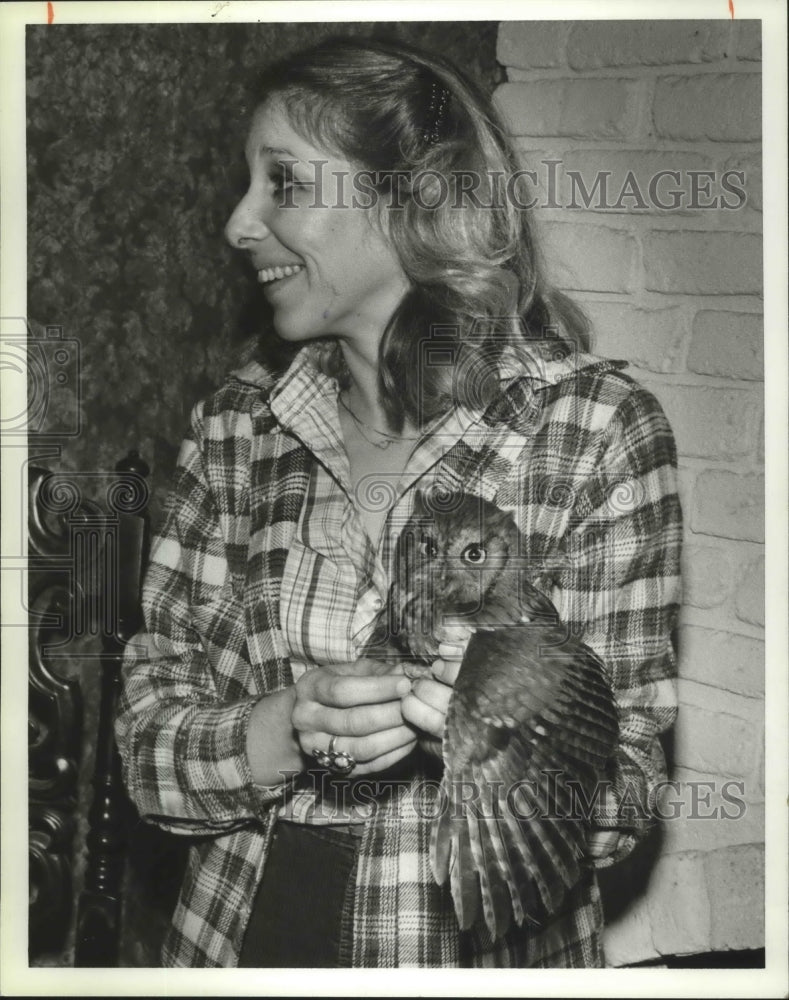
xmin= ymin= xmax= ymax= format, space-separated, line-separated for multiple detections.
xmin=255 ymin=37 xmax=588 ymax=429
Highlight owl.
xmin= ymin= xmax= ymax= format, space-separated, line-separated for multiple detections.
xmin=368 ymin=489 xmax=619 ymax=941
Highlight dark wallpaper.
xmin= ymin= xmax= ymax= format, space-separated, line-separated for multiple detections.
xmin=26 ymin=20 xmax=500 ymax=966
xmin=27 ymin=20 xmax=502 ymax=526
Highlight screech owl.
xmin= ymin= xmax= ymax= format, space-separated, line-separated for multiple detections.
xmin=367 ymin=489 xmax=620 ymax=941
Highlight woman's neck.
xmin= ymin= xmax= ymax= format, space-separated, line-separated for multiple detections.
xmin=336 ymin=337 xmax=391 ymax=432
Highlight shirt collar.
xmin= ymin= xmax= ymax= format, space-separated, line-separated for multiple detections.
xmin=229 ymin=341 xmax=628 ymax=437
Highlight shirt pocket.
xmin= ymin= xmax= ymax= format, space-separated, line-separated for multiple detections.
xmin=280 ymin=536 xmax=362 ymax=666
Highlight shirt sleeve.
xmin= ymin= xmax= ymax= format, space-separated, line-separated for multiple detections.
xmin=550 ymin=382 xmax=682 ymax=867
xmin=114 ymin=401 xmax=289 ymax=835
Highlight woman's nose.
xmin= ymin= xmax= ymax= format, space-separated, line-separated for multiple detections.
xmin=224 ymin=193 xmax=270 ymax=250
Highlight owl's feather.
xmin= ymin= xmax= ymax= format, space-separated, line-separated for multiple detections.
xmin=379 ymin=490 xmax=619 ymax=940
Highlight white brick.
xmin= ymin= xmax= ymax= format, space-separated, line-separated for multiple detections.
xmin=583 ymin=301 xmax=687 ymax=373
xmin=602 ymin=896 xmax=658 ymax=967
xmin=660 ymin=787 xmax=763 ymax=855
xmin=538 ymin=222 xmax=637 ymax=292
xmin=736 ymin=20 xmax=762 ymax=61
xmin=497 ymin=22 xmax=568 ymax=69
xmin=653 ymin=74 xmax=761 ymax=142
xmin=646 ymin=384 xmax=759 ymax=460
xmin=678 ymin=625 xmax=764 ymax=697
xmin=560 ymin=148 xmax=715 ymax=216
xmin=679 ymin=675 xmax=762 ymax=717
xmin=704 ymin=844 xmax=764 ymax=951
xmin=681 ymin=543 xmax=733 ymax=608
xmin=567 ymin=21 xmax=730 ymax=69
xmin=673 ymin=687 xmax=762 ymax=778
xmin=511 ymin=144 xmax=565 ymax=210
xmin=692 ymin=470 xmax=764 ymax=542
xmin=494 ymin=79 xmax=637 ymax=138
xmin=723 ymin=151 xmax=761 ymax=213
xmin=671 ymin=764 xmax=762 ymax=802
xmin=647 ymin=852 xmax=712 ymax=956
xmin=642 ymin=231 xmax=763 ymax=296
xmin=687 ymin=311 xmax=764 ymax=380
xmin=734 ymin=554 xmax=764 ymax=626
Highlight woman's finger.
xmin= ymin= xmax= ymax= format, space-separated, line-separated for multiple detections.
xmin=299 ymin=726 xmax=417 ymax=775
xmin=436 ymin=640 xmax=468 ymax=661
xmin=413 ymin=677 xmax=453 ymax=713
xmin=363 ymin=741 xmax=417 ymax=775
xmin=302 ymin=724 xmax=416 ymax=764
xmin=431 ymin=657 xmax=463 ymax=685
xmin=400 ymin=688 xmax=447 ymax=741
xmin=293 ymin=697 xmax=407 ymax=740
xmin=301 ymin=669 xmax=411 ymax=709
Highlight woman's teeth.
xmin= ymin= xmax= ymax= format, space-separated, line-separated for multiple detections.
xmin=257 ymin=264 xmax=303 ymax=284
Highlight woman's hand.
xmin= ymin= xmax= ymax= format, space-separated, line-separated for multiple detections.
xmin=292 ymin=659 xmax=417 ymax=776
xmin=400 ymin=628 xmax=472 ymax=754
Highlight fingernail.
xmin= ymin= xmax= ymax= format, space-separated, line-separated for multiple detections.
xmin=396 ymin=678 xmax=412 ymax=696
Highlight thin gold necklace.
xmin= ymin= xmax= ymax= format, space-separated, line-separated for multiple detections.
xmin=337 ymin=391 xmax=404 ymax=450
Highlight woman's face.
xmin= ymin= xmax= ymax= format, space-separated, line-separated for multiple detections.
xmin=225 ymin=100 xmax=410 ymax=350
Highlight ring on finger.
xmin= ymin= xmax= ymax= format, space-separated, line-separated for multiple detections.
xmin=327 ymin=734 xmax=356 ymax=776
xmin=310 ymin=735 xmax=357 ymax=776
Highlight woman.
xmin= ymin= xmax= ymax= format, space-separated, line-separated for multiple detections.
xmin=115 ymin=37 xmax=681 ymax=968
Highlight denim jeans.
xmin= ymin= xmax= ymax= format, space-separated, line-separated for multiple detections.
xmin=238 ymin=821 xmax=362 ymax=968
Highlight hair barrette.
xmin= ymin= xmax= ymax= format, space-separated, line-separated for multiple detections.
xmin=422 ymin=80 xmax=451 ymax=146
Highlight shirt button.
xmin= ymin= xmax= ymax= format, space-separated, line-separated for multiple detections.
xmin=372 ymin=597 xmax=384 ymax=610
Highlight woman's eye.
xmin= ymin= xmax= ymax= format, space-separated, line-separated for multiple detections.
xmin=270 ymin=167 xmax=295 ymax=194
xmin=419 ymin=535 xmax=438 ymax=558
xmin=461 ymin=543 xmax=486 ymax=565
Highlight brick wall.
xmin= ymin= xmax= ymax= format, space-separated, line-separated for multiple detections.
xmin=495 ymin=19 xmax=764 ymax=965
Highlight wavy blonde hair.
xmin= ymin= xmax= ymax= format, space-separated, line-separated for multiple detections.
xmin=254 ymin=37 xmax=588 ymax=429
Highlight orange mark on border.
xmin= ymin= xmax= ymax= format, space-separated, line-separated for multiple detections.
xmin=47 ymin=2 xmax=54 ymax=23
xmin=728 ymin=0 xmax=735 ymax=18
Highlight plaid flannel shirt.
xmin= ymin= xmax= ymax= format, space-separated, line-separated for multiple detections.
xmin=115 ymin=345 xmax=681 ymax=968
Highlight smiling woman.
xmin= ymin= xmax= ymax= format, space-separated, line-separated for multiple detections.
xmin=114 ymin=36 xmax=681 ymax=970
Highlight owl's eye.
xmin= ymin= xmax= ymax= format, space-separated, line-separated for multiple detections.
xmin=419 ymin=534 xmax=438 ymax=558
xmin=461 ymin=543 xmax=487 ymax=565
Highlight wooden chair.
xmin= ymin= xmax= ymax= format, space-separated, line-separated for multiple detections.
xmin=29 ymin=451 xmax=185 ymax=966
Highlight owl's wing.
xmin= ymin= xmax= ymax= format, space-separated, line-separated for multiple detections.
xmin=430 ymin=625 xmax=619 ymax=940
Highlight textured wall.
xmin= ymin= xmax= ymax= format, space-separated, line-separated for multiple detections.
xmin=495 ymin=19 xmax=764 ymax=965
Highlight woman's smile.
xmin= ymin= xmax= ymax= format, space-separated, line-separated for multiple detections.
xmin=257 ymin=263 xmax=304 ymax=286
